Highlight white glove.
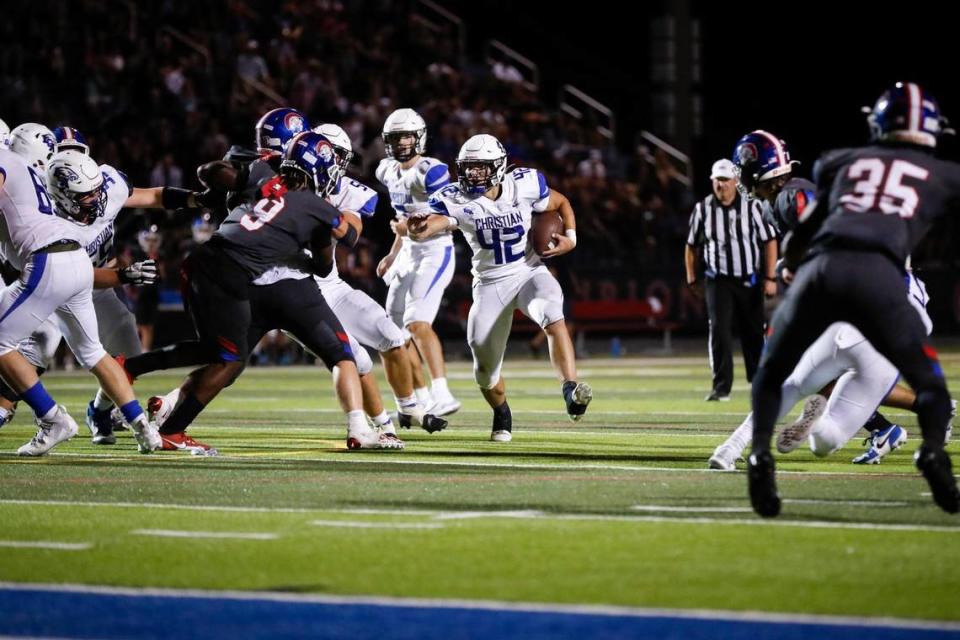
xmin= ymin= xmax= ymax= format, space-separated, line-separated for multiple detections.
xmin=119 ymin=259 xmax=158 ymax=285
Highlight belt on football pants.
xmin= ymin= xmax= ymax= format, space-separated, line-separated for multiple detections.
xmin=34 ymin=240 xmax=81 ymax=254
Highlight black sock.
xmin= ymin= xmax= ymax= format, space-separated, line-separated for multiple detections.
xmin=159 ymin=393 xmax=206 ymax=435
xmin=125 ymin=342 xmax=212 ymax=378
xmin=492 ymin=401 xmax=512 ymax=432
xmin=863 ymin=411 xmax=893 ymax=434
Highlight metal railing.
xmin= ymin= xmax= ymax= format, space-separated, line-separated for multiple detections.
xmin=639 ymin=130 xmax=692 ymax=186
xmin=158 ymin=25 xmax=212 ymax=68
xmin=559 ymin=84 xmax=616 ymax=141
xmin=412 ymin=0 xmax=466 ymax=68
xmin=484 ymin=40 xmax=539 ymax=92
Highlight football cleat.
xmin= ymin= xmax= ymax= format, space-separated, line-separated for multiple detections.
xmin=147 ymin=393 xmax=177 ymax=428
xmin=777 ymin=394 xmax=827 ymax=454
xmin=491 ymin=430 xmax=513 ymax=443
xmin=397 ymin=405 xmax=448 ymax=433
xmin=347 ymin=428 xmax=405 ymax=450
xmin=705 ymin=391 xmax=730 ymax=402
xmin=914 ymin=445 xmax=960 ymax=514
xmin=160 ymin=431 xmax=217 ymax=456
xmin=564 ymin=381 xmax=592 ymax=422
xmin=429 ymin=393 xmax=462 ymax=417
xmin=17 ymin=405 xmax=79 ymax=456
xmin=85 ymin=401 xmax=116 ymax=445
xmin=852 ymin=424 xmax=907 ymax=465
xmin=708 ymin=443 xmax=740 ymax=471
xmin=747 ymin=450 xmax=781 ymax=518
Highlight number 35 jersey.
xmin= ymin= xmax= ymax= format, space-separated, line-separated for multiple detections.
xmin=429 ymin=167 xmax=551 ymax=283
xmin=810 ymin=144 xmax=960 ymax=265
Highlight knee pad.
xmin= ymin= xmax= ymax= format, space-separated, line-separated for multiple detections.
xmin=353 ymin=342 xmax=373 ymax=376
xmin=375 ymin=316 xmax=407 ymax=352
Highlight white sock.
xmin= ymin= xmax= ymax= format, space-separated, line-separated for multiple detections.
xmin=725 ymin=413 xmax=754 ymax=455
xmin=129 ymin=414 xmax=149 ymax=432
xmin=41 ymin=405 xmax=58 ymax=421
xmin=0 ymin=407 xmax=10 ymax=423
xmin=347 ymin=409 xmax=368 ymax=433
xmin=395 ymin=394 xmax=418 ymax=414
xmin=414 ymin=387 xmax=433 ymax=407
xmin=431 ymin=377 xmax=449 ymax=396
xmin=373 ymin=411 xmax=395 ymax=434
xmin=93 ymin=388 xmax=114 ymax=412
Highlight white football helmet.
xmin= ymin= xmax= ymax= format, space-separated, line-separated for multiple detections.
xmin=313 ymin=123 xmax=354 ymax=173
xmin=382 ymin=108 xmax=427 ymax=161
xmin=456 ymin=134 xmax=507 ymax=194
xmin=9 ymin=123 xmax=57 ymax=171
xmin=46 ymin=150 xmax=106 ymax=225
xmin=0 ymin=118 xmax=10 ymax=150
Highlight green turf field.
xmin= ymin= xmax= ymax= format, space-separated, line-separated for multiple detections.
xmin=1 ymin=353 xmax=958 ymax=623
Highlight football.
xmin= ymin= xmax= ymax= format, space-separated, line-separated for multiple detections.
xmin=530 ymin=212 xmax=564 ymax=256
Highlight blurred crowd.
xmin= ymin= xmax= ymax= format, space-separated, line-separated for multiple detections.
xmin=0 ymin=0 xmax=705 ymax=358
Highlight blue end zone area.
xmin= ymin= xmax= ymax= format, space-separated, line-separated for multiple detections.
xmin=0 ymin=586 xmax=958 ymax=640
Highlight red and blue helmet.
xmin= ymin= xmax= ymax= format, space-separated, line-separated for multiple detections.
xmin=280 ymin=131 xmax=341 ymax=197
xmin=866 ymin=82 xmax=944 ymax=148
xmin=52 ymin=126 xmax=89 ymax=154
xmin=731 ymin=130 xmax=795 ymax=196
xmin=255 ymin=108 xmax=309 ymax=155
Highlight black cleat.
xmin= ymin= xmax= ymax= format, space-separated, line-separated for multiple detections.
xmin=747 ymin=450 xmax=782 ymax=518
xmin=915 ymin=445 xmax=960 ymax=514
xmin=421 ymin=414 xmax=448 ymax=434
xmin=397 ymin=411 xmax=448 ymax=434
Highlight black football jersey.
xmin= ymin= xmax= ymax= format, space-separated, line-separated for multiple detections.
xmin=211 ymin=178 xmax=341 ymax=279
xmin=809 ymin=144 xmax=960 ymax=265
xmin=763 ymin=177 xmax=816 ymax=235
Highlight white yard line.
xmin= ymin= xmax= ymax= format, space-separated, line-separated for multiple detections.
xmin=308 ymin=520 xmax=444 ymax=529
xmin=129 ymin=529 xmax=278 ymax=540
xmin=0 ymin=540 xmax=91 ymax=550
xmin=1 ymin=500 xmax=956 ymax=534
xmin=0 ymin=581 xmax=957 ymax=631
xmin=631 ymin=505 xmax=753 ymax=513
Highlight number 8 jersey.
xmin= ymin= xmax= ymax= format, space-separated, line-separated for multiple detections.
xmin=428 ymin=167 xmax=551 ymax=282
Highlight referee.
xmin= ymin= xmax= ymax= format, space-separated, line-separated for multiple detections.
xmin=685 ymin=158 xmax=778 ymax=401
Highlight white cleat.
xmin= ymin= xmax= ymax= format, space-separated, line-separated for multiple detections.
xmin=429 ymin=393 xmax=461 ymax=417
xmin=17 ymin=405 xmax=79 ymax=456
xmin=708 ymin=443 xmax=740 ymax=471
xmin=347 ymin=427 xmax=405 ymax=450
xmin=491 ymin=430 xmax=513 ymax=443
xmin=131 ymin=420 xmax=162 ymax=454
xmin=776 ymin=394 xmax=827 ymax=454
xmin=147 ymin=390 xmax=179 ymax=428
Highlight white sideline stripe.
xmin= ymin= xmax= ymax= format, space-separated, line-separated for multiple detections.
xmin=631 ymin=506 xmax=753 ymax=513
xmin=0 ymin=581 xmax=957 ymax=632
xmin=1 ymin=455 xmax=940 ymax=479
xmin=309 ymin=520 xmax=444 ymax=529
xmin=433 ymin=510 xmax=543 ymax=520
xmin=130 ymin=529 xmax=278 ymax=540
xmin=2 ymin=500 xmax=957 ymax=534
xmin=783 ymin=499 xmax=910 ymax=507
xmin=0 ymin=540 xmax=91 ymax=550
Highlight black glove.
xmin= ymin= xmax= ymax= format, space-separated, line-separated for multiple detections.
xmin=194 ymin=189 xmax=225 ymax=209
xmin=119 ymin=259 xmax=158 ymax=285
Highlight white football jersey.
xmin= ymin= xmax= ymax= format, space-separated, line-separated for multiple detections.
xmin=0 ymin=149 xmax=82 ymax=270
xmin=70 ymin=164 xmax=131 ymax=267
xmin=253 ymin=178 xmax=379 ymax=286
xmin=429 ymin=167 xmax=551 ymax=282
xmin=376 ymin=156 xmax=451 ymax=247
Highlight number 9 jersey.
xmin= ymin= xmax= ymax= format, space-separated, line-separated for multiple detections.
xmin=428 ymin=166 xmax=551 ymax=282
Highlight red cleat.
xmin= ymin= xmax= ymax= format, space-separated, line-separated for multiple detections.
xmin=160 ymin=431 xmax=218 ymax=456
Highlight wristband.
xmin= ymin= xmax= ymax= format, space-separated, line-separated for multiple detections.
xmin=161 ymin=187 xmax=194 ymax=210
xmin=765 ymin=276 xmax=777 ymax=282
xmin=565 ymin=229 xmax=577 ymax=247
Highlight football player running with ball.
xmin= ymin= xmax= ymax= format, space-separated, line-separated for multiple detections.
xmin=410 ymin=134 xmax=591 ymax=442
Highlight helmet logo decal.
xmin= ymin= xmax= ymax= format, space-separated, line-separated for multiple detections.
xmin=737 ymin=143 xmax=758 ymax=165
xmin=285 ymin=113 xmax=305 ymax=134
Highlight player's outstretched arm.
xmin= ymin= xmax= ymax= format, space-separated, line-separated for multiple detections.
xmin=332 ymin=211 xmax=363 ymax=247
xmin=124 ymin=187 xmax=209 ymax=210
xmin=408 ymin=214 xmax=455 ymax=241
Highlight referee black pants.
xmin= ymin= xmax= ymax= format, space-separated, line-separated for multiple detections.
xmin=705 ymin=275 xmax=765 ymax=396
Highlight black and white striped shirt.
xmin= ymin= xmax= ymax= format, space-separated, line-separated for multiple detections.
xmin=686 ymin=194 xmax=777 ymax=278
